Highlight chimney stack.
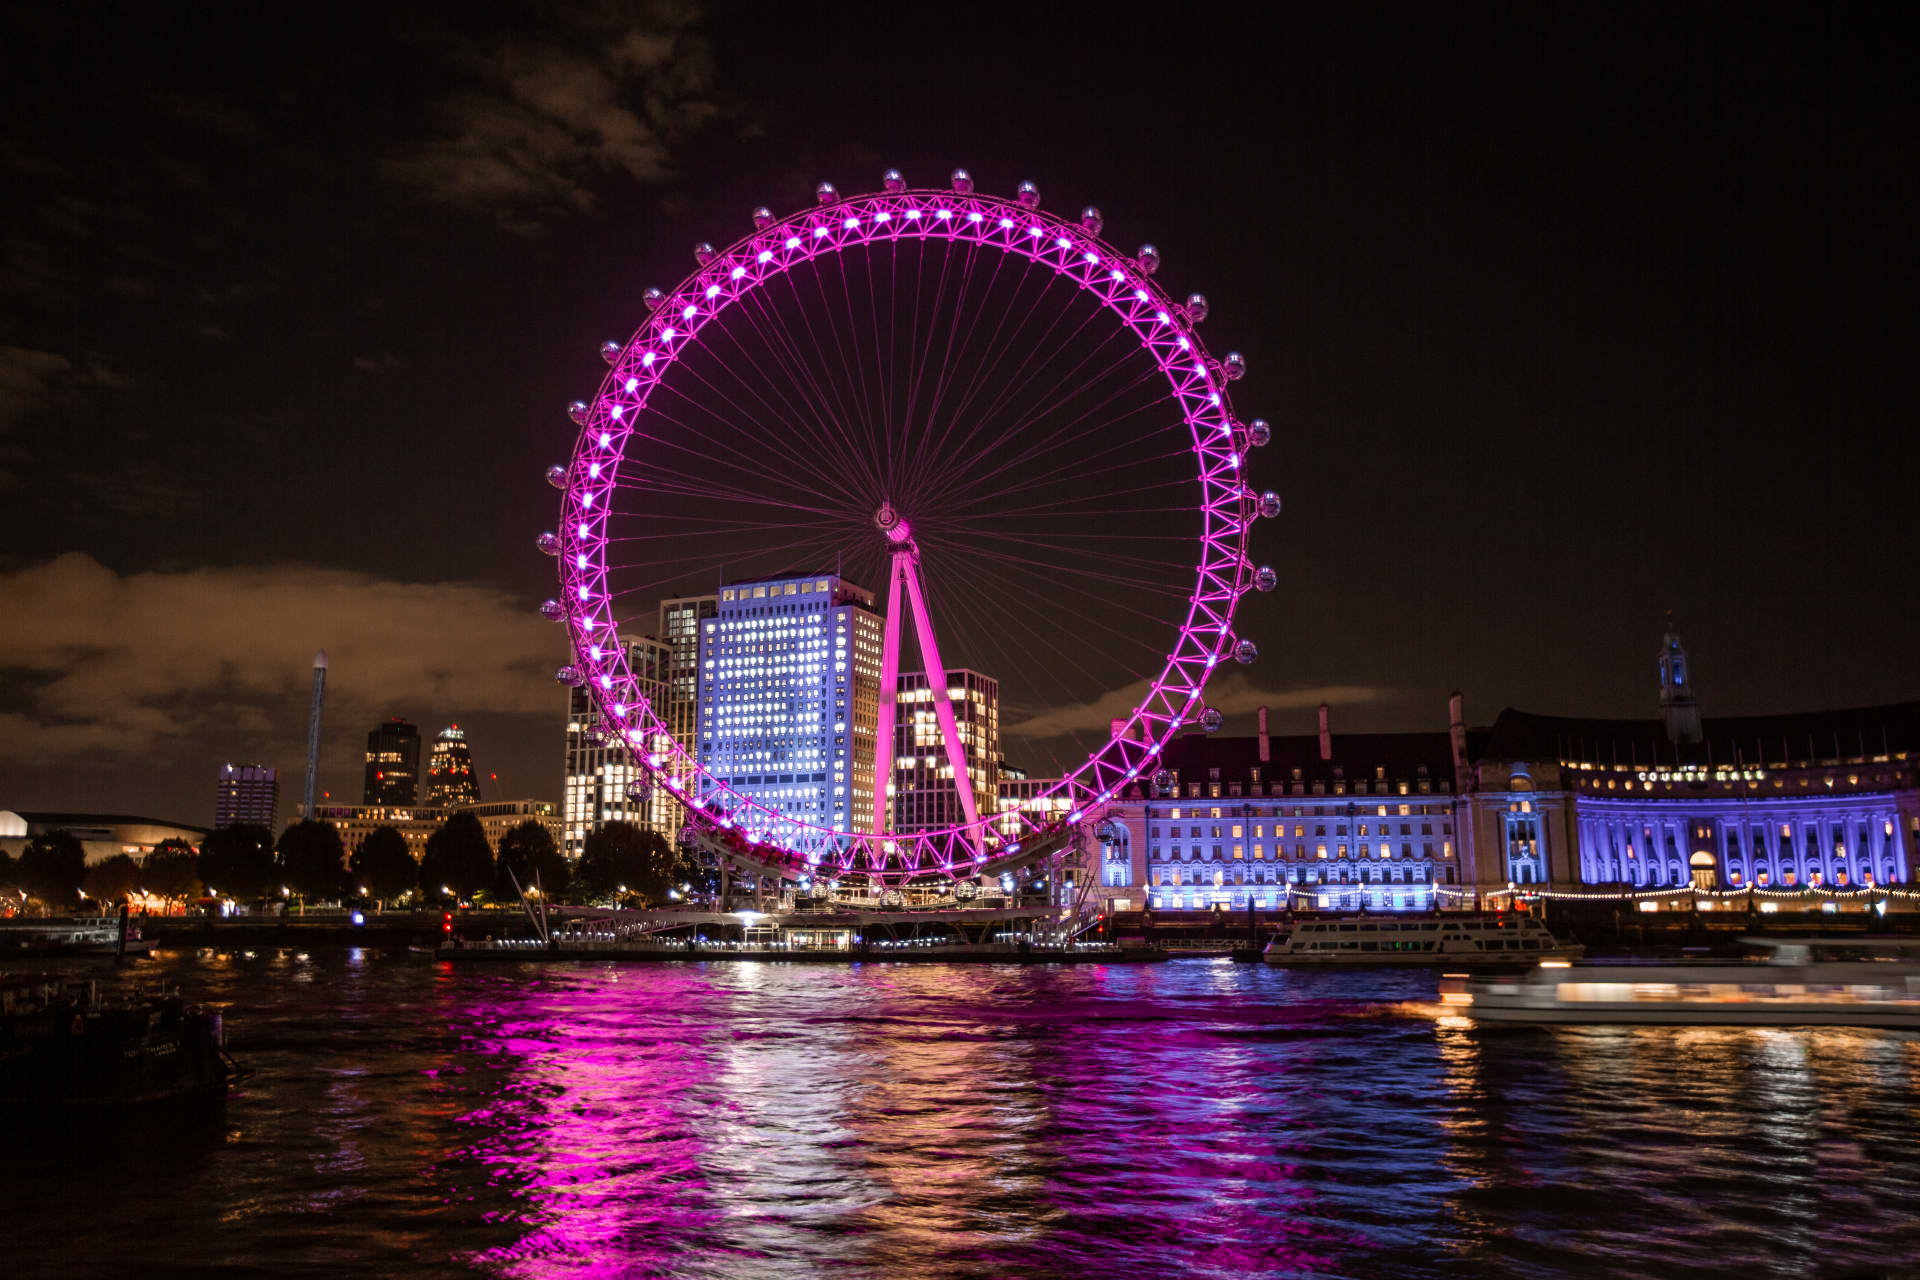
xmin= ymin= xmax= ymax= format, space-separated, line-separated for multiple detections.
xmin=1317 ymin=702 xmax=1332 ymax=761
xmin=1449 ymin=691 xmax=1469 ymax=779
xmin=1257 ymin=705 xmax=1271 ymax=762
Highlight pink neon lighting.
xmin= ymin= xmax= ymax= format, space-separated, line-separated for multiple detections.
xmin=555 ymin=184 xmax=1256 ymax=883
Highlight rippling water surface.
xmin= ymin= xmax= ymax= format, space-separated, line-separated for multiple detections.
xmin=8 ymin=949 xmax=1920 ymax=1279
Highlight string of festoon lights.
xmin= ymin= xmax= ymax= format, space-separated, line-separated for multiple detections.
xmin=1429 ymin=881 xmax=1920 ymax=904
xmin=1175 ymin=881 xmax=1920 ymax=910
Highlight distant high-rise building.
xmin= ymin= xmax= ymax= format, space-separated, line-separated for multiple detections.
xmin=658 ymin=593 xmax=718 ymax=833
xmin=215 ymin=763 xmax=279 ymax=830
xmin=697 ymin=572 xmax=884 ymax=849
xmin=301 ymin=650 xmax=327 ymax=818
xmin=362 ymin=718 xmax=421 ymax=805
xmin=423 ymin=725 xmax=480 ymax=806
xmin=563 ymin=636 xmax=673 ymax=856
xmin=891 ymin=669 xmax=1000 ymax=833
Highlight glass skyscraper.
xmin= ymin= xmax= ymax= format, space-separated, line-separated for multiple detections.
xmin=423 ymin=725 xmax=480 ymax=807
xmin=362 ymin=718 xmax=420 ymax=805
xmin=658 ymin=593 xmax=718 ymax=836
xmin=890 ymin=668 xmax=999 ymax=834
xmin=564 ymin=636 xmax=673 ymax=856
xmin=697 ymin=573 xmax=883 ymax=855
xmin=214 ymin=763 xmax=279 ymax=830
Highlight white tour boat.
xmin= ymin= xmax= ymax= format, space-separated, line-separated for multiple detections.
xmin=1444 ymin=939 xmax=1920 ymax=1028
xmin=1262 ymin=913 xmax=1583 ymax=967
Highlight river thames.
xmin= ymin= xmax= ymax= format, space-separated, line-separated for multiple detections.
xmin=8 ymin=950 xmax=1920 ymax=1279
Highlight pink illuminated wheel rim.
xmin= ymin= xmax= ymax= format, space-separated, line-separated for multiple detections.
xmin=550 ymin=176 xmax=1269 ymax=885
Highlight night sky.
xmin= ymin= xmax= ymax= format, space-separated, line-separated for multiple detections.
xmin=2 ymin=1 xmax=1914 ymax=827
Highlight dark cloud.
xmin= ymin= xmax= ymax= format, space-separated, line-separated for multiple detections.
xmin=0 ymin=345 xmax=72 ymax=431
xmin=1005 ymin=671 xmax=1395 ymax=742
xmin=0 ymin=348 xmax=136 ymax=488
xmin=0 ymin=554 xmax=562 ymax=767
xmin=379 ymin=2 xmax=719 ymax=233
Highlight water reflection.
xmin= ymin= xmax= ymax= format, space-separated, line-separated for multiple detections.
xmin=3 ymin=952 xmax=1919 ymax=1278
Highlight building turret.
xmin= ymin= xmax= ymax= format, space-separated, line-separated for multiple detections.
xmin=1658 ymin=614 xmax=1703 ymax=745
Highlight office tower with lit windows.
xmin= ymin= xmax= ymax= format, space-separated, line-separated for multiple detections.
xmin=362 ymin=718 xmax=421 ymax=805
xmin=214 ymin=763 xmax=279 ymax=830
xmin=890 ymin=669 xmax=1000 ymax=833
xmin=563 ymin=636 xmax=674 ymax=856
xmin=658 ymin=594 xmax=718 ymax=832
xmin=423 ymin=725 xmax=481 ymax=806
xmin=697 ymin=573 xmax=883 ymax=851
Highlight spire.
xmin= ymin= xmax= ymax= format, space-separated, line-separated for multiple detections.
xmin=1658 ymin=612 xmax=1702 ymax=745
xmin=302 ymin=651 xmax=328 ymax=818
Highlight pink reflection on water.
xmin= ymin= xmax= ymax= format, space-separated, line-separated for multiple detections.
xmin=449 ymin=967 xmax=729 ymax=1276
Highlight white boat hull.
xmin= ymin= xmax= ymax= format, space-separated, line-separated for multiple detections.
xmin=1263 ymin=913 xmax=1582 ymax=967
xmin=1466 ymin=999 xmax=1920 ymax=1029
xmin=1263 ymin=947 xmax=1584 ymax=968
xmin=1451 ymin=948 xmax=1920 ymax=1029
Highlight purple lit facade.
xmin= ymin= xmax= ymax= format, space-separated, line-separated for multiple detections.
xmin=1457 ymin=624 xmax=1916 ymax=903
xmin=1093 ymin=627 xmax=1918 ymax=912
xmin=1099 ymin=708 xmax=1462 ymax=914
xmin=1459 ymin=708 xmax=1917 ymax=895
xmin=214 ymin=762 xmax=279 ymax=830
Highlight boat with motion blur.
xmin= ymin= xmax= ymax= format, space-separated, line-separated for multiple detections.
xmin=1443 ymin=938 xmax=1920 ymax=1027
xmin=1262 ymin=912 xmax=1582 ymax=966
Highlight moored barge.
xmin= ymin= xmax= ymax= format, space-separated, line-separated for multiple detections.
xmin=0 ymin=977 xmax=238 ymax=1108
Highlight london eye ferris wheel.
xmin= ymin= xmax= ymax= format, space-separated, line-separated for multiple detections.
xmin=541 ymin=168 xmax=1279 ymax=888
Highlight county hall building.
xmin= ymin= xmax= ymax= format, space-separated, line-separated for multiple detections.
xmin=1093 ymin=623 xmax=1916 ymax=913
